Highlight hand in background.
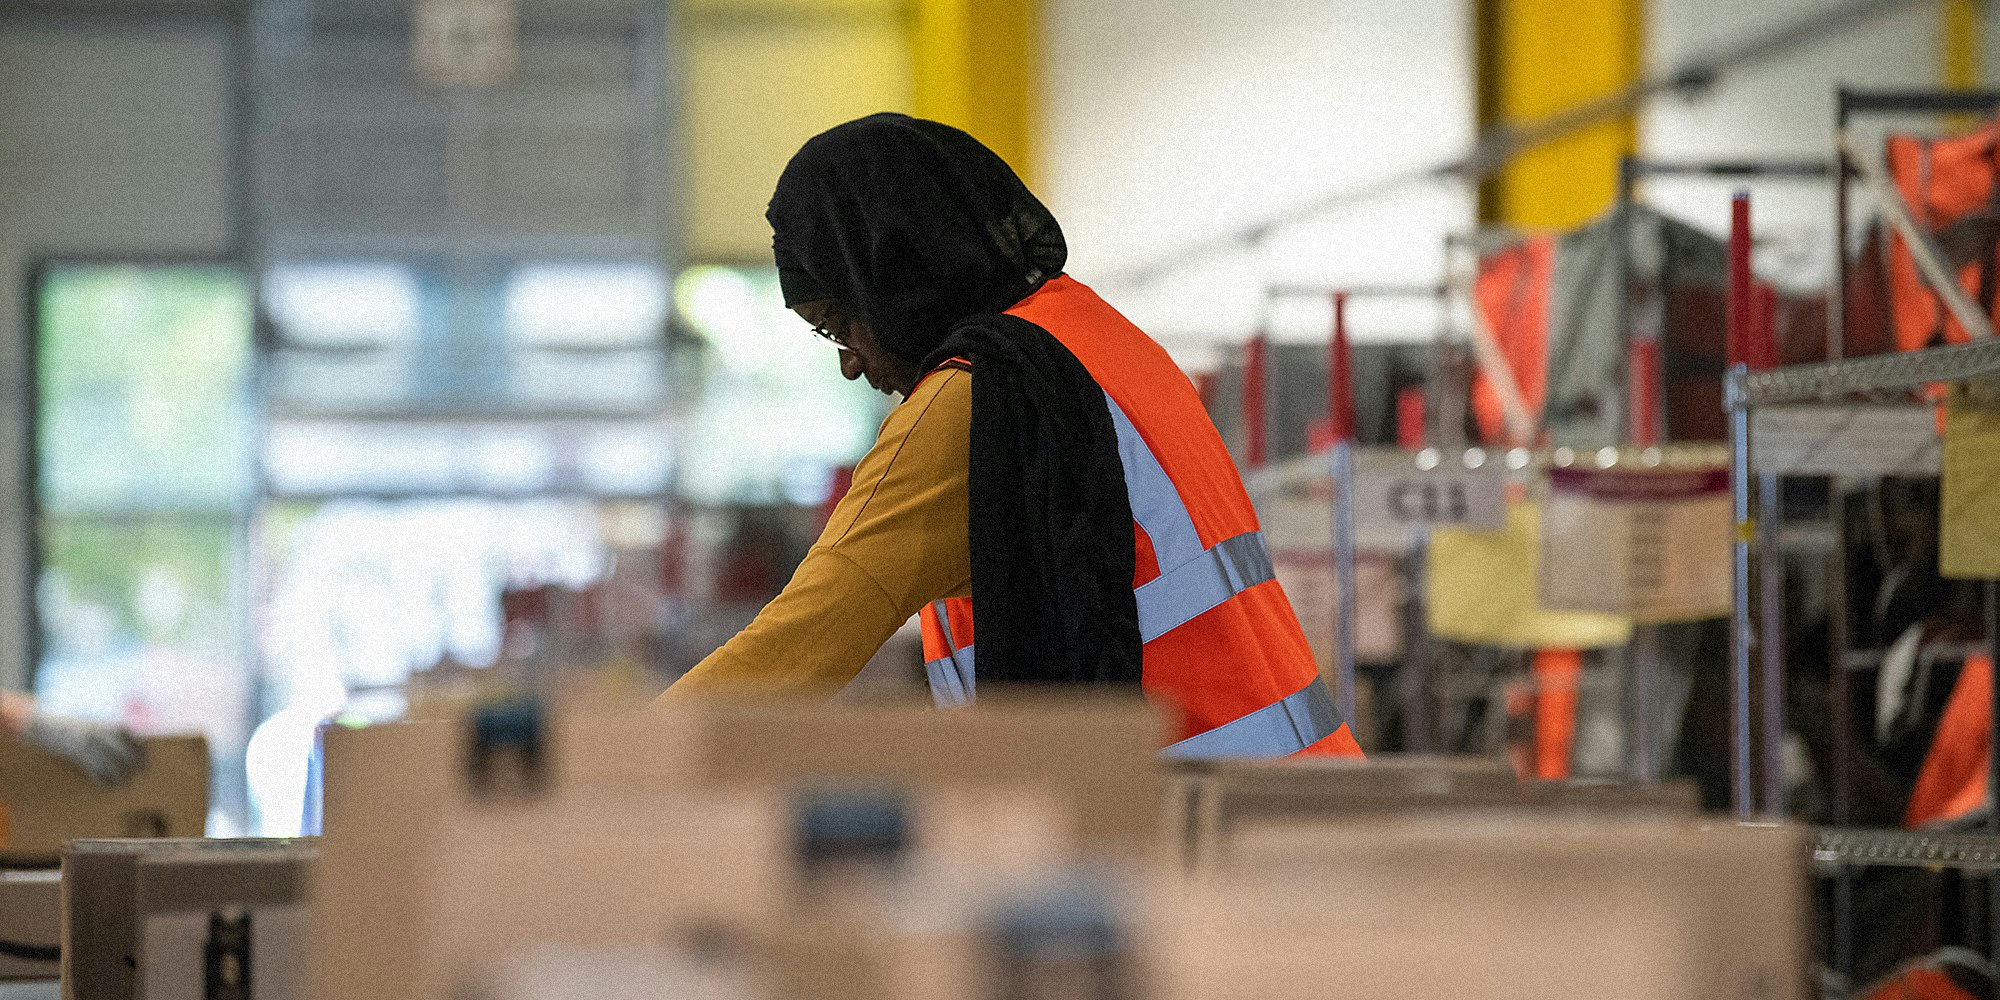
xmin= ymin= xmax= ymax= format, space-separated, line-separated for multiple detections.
xmin=0 ymin=691 xmax=148 ymax=787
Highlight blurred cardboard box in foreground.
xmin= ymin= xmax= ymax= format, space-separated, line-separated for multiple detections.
xmin=575 ymin=693 xmax=1165 ymax=850
xmin=1166 ymin=816 xmax=1807 ymax=1000
xmin=63 ymin=837 xmax=315 ymax=1000
xmin=312 ymin=693 xmax=1161 ymax=1000
xmin=433 ymin=815 xmax=1807 ymax=1000
xmin=0 ymin=869 xmax=60 ymax=981
xmin=1168 ymin=753 xmax=1701 ymax=867
xmin=0 ymin=736 xmax=208 ymax=862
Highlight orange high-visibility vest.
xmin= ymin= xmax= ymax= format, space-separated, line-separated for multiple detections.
xmin=1886 ymin=117 xmax=2000 ymax=353
xmin=1860 ymin=966 xmax=1983 ymax=1000
xmin=1904 ymin=655 xmax=1994 ymax=829
xmin=1469 ymin=235 xmax=1556 ymax=447
xmin=917 ymin=275 xmax=1362 ymax=759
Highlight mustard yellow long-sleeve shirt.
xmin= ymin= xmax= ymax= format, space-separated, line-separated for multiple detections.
xmin=664 ymin=368 xmax=972 ymax=698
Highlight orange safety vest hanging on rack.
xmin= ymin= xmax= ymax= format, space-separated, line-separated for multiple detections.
xmin=1860 ymin=966 xmax=1985 ymax=1000
xmin=1885 ymin=117 xmax=2000 ymax=353
xmin=1904 ymin=654 xmax=1995 ymax=829
xmin=917 ymin=275 xmax=1362 ymax=759
xmin=1470 ymin=235 xmax=1556 ymax=446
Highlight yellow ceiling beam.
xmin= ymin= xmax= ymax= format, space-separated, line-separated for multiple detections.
xmin=1477 ymin=0 xmax=1642 ymax=230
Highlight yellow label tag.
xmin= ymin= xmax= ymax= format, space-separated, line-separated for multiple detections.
xmin=1942 ymin=378 xmax=2000 ymax=579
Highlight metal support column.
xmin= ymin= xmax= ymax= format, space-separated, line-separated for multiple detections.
xmin=1330 ymin=293 xmax=1359 ymax=733
xmin=1729 ymin=374 xmax=1755 ymax=820
xmin=1616 ymin=156 xmax=1652 ymax=783
xmin=1755 ymin=279 xmax=1787 ymax=815
xmin=1727 ymin=191 xmax=1756 ymax=820
xmin=1829 ymin=492 xmax=1855 ymax=977
xmin=1401 ymin=530 xmax=1435 ymax=753
xmin=1758 ymin=468 xmax=1786 ymax=814
xmin=1988 ymin=581 xmax=2000 ymax=964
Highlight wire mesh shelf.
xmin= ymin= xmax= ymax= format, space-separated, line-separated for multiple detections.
xmin=1813 ymin=827 xmax=2000 ymax=872
xmin=1730 ymin=338 xmax=2000 ymax=409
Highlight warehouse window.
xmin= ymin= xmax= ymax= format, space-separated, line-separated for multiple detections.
xmin=31 ymin=262 xmax=257 ymax=834
xmin=672 ymin=265 xmax=884 ymax=505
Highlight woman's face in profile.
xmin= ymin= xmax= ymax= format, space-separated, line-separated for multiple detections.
xmin=794 ymin=299 xmax=922 ymax=398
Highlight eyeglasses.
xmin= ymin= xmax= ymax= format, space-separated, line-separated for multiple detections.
xmin=808 ymin=313 xmax=849 ymax=348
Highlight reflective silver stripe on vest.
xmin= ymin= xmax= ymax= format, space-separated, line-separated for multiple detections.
xmin=1132 ymin=530 xmax=1274 ymax=642
xmin=924 ymin=601 xmax=976 ymax=709
xmin=1105 ymin=394 xmax=1276 ymax=642
xmin=1160 ymin=676 xmax=1344 ymax=759
xmin=1105 ymin=394 xmax=1204 ymax=566
xmin=921 ymin=398 xmax=1278 ymax=707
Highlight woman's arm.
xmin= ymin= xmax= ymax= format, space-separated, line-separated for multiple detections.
xmin=663 ymin=369 xmax=972 ymax=699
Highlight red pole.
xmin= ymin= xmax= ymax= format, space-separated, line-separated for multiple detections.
xmin=1629 ymin=338 xmax=1659 ymax=448
xmin=1396 ymin=387 xmax=1426 ymax=450
xmin=1191 ymin=371 xmax=1217 ymax=410
xmin=1752 ymin=282 xmax=1778 ymax=371
xmin=1728 ymin=192 xmax=1752 ymax=370
xmin=1244 ymin=334 xmax=1268 ymax=468
xmin=1330 ymin=292 xmax=1354 ymax=444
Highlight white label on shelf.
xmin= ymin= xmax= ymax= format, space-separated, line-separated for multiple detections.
xmin=1538 ymin=467 xmax=1732 ymax=624
xmin=1351 ymin=453 xmax=1508 ymax=532
xmin=1751 ymin=405 xmax=1940 ymax=477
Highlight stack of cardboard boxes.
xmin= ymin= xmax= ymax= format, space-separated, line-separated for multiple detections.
xmin=23 ymin=694 xmax=1810 ymax=999
xmin=313 ymin=694 xmax=1161 ymax=1000
xmin=62 ymin=838 xmax=314 ymax=1000
xmin=0 ymin=736 xmax=209 ymax=865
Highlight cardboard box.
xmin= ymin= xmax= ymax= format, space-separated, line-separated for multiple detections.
xmin=311 ymin=696 xmax=1128 ymax=1000
xmin=568 ymin=693 xmax=1166 ymax=852
xmin=0 ymin=736 xmax=209 ymax=863
xmin=62 ymin=838 xmax=314 ymax=1000
xmin=319 ymin=694 xmax=1162 ymax=848
xmin=1175 ymin=754 xmax=1515 ymax=866
xmin=1164 ymin=817 xmax=1808 ymax=1000
xmin=458 ymin=873 xmax=1159 ymax=1000
xmin=315 ymin=783 xmax=1073 ymax=1000
xmin=0 ymin=870 xmax=61 ymax=981
xmin=466 ymin=944 xmax=754 ymax=1000
xmin=1176 ymin=754 xmax=1699 ymax=867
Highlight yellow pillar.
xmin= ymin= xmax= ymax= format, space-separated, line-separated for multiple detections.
xmin=1943 ymin=0 xmax=1984 ymax=91
xmin=1477 ymin=0 xmax=1642 ymax=229
xmin=905 ymin=0 xmax=1036 ymax=184
xmin=679 ymin=0 xmax=912 ymax=262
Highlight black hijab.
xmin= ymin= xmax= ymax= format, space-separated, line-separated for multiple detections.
xmin=767 ymin=114 xmax=1141 ymax=687
xmin=768 ymin=114 xmax=1067 ymax=362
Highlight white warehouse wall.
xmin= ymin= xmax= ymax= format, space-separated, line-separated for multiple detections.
xmin=1039 ymin=0 xmax=1976 ymax=361
xmin=1638 ymin=0 xmax=1940 ymax=290
xmin=0 ymin=20 xmax=235 ymax=692
xmin=1038 ymin=1 xmax=1477 ymax=360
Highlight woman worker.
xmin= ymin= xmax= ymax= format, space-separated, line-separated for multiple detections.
xmin=663 ymin=113 xmax=1359 ymax=759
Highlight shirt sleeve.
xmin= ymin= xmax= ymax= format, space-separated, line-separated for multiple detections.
xmin=662 ymin=368 xmax=972 ymax=699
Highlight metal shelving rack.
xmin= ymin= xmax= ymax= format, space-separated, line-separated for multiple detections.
xmin=1814 ymin=827 xmax=2000 ymax=873
xmin=1613 ymin=156 xmax=1834 ymax=787
xmin=1246 ymin=282 xmax=1454 ymax=750
xmin=1730 ymin=88 xmax=2000 ymax=981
